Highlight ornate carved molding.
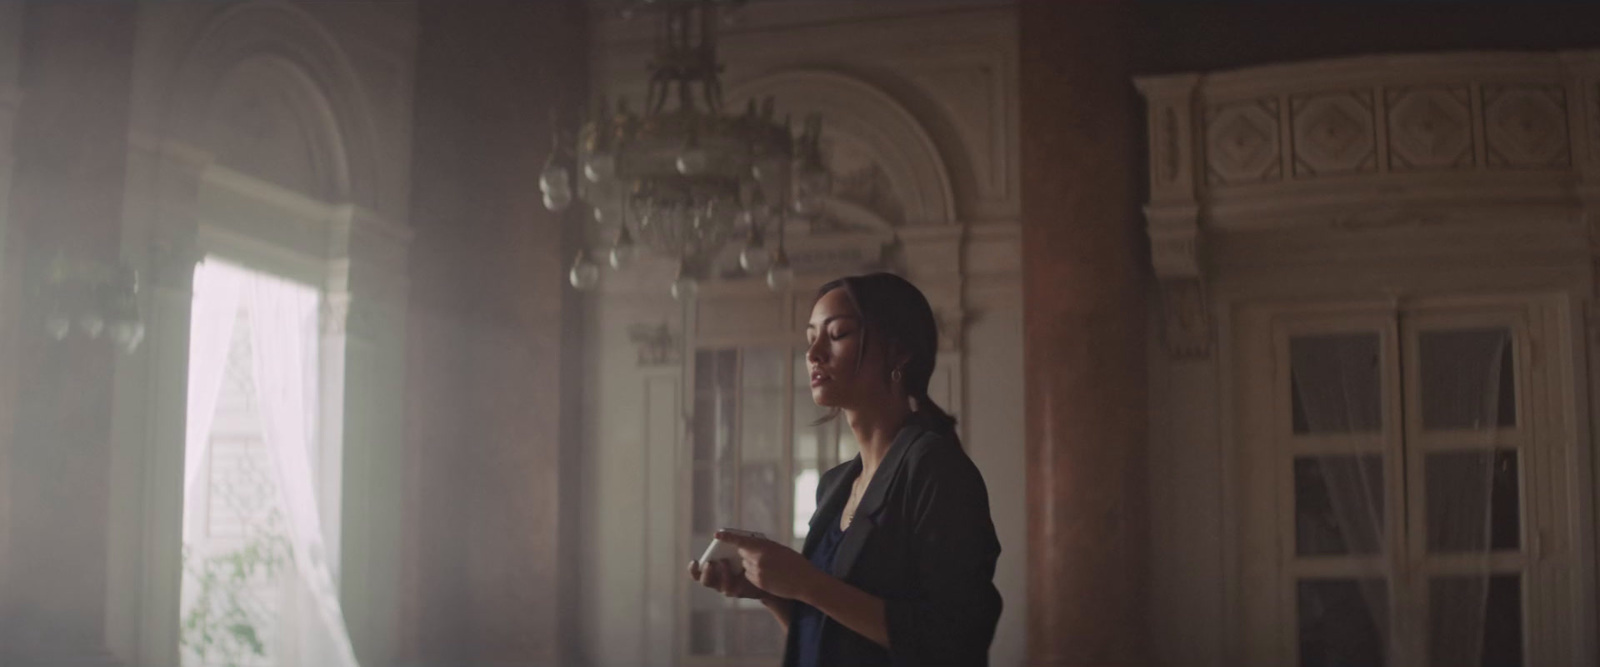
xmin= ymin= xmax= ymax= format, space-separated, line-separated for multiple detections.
xmin=1205 ymin=98 xmax=1282 ymax=186
xmin=1138 ymin=52 xmax=1600 ymax=230
xmin=727 ymin=70 xmax=957 ymax=226
xmin=1146 ymin=204 xmax=1212 ymax=360
xmin=628 ymin=322 xmax=681 ymax=367
xmin=1291 ymin=90 xmax=1376 ymax=177
xmin=1159 ymin=279 xmax=1212 ymax=360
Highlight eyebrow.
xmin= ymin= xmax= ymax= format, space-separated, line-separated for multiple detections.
xmin=805 ymin=315 xmax=859 ymax=331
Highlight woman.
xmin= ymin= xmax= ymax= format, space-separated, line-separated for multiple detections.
xmin=687 ymin=272 xmax=1003 ymax=666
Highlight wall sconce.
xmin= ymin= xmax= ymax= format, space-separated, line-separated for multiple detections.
xmin=41 ymin=254 xmax=144 ymax=352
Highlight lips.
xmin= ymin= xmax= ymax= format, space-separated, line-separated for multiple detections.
xmin=810 ymin=368 xmax=830 ymax=387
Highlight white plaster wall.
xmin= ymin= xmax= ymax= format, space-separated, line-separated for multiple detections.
xmin=961 ymin=279 xmax=1027 ymax=667
xmin=1145 ymin=299 xmax=1226 ymax=667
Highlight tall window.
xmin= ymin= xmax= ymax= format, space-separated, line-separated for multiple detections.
xmin=687 ymin=346 xmax=859 ymax=660
xmin=1269 ymin=303 xmax=1575 ymax=667
xmin=180 ymin=259 xmax=358 ymax=667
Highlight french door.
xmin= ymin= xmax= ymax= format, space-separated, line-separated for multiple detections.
xmin=1237 ymin=296 xmax=1587 ymax=667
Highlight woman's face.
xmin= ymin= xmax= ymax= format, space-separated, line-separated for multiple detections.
xmin=806 ymin=287 xmax=888 ymax=409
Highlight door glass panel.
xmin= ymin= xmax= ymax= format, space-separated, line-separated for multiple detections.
xmin=689 ymin=608 xmax=727 ymax=656
xmin=1425 ymin=449 xmax=1520 ymax=553
xmin=1428 ymin=575 xmax=1523 ymax=667
xmin=693 ymin=349 xmax=738 ymax=462
xmin=1297 ymin=578 xmax=1389 ymax=667
xmin=1295 ymin=456 xmax=1385 ymax=556
xmin=737 ymin=608 xmax=784 ymax=655
xmin=741 ymin=348 xmax=785 ymax=463
xmin=1290 ymin=334 xmax=1383 ymax=434
xmin=739 ymin=462 xmax=780 ymax=538
xmin=691 ymin=462 xmax=736 ymax=535
xmin=1419 ymin=329 xmax=1516 ymax=430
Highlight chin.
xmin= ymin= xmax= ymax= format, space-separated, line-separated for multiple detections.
xmin=810 ymin=386 xmax=842 ymax=408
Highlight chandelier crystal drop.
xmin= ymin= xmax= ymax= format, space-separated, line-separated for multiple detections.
xmin=541 ymin=0 xmax=831 ymax=295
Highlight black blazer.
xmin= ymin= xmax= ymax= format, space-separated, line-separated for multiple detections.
xmin=782 ymin=414 xmax=1003 ymax=666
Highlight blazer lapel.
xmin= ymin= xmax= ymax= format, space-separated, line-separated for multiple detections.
xmin=829 ymin=418 xmax=927 ymax=580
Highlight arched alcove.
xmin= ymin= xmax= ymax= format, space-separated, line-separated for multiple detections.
xmin=200 ymin=54 xmax=346 ymax=202
xmin=163 ymin=0 xmax=380 ymax=211
xmin=728 ymin=69 xmax=957 ymax=227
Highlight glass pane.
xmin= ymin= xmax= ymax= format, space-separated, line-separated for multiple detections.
xmin=1295 ymin=456 xmax=1385 ymax=556
xmin=1289 ymin=334 xmax=1382 ymax=434
xmin=1419 ymin=329 xmax=1516 ymax=430
xmin=741 ymin=348 xmax=785 ymax=463
xmin=1426 ymin=450 xmax=1520 ymax=553
xmin=740 ymin=462 xmax=780 ymax=538
xmin=694 ymin=350 xmax=738 ymax=462
xmin=691 ymin=464 xmax=735 ymax=535
xmin=1298 ymin=579 xmax=1388 ymax=667
xmin=791 ymin=467 xmax=820 ymax=548
xmin=689 ymin=610 xmax=729 ymax=656
xmin=737 ymin=608 xmax=784 ymax=655
xmin=1428 ymin=575 xmax=1523 ymax=667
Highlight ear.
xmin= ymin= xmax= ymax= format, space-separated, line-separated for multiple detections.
xmin=888 ymin=341 xmax=913 ymax=371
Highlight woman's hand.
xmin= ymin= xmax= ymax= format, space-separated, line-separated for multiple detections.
xmin=687 ymin=558 xmax=769 ymax=600
xmin=714 ymin=530 xmax=824 ymax=603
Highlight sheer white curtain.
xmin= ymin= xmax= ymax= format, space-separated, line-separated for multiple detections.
xmin=183 ymin=262 xmax=244 ymax=505
xmin=1292 ymin=329 xmax=1508 ymax=667
xmin=1418 ymin=330 xmax=1510 ymax=667
xmin=242 ymin=270 xmax=360 ymax=667
xmin=1290 ymin=338 xmax=1391 ymax=661
xmin=185 ymin=259 xmax=360 ymax=667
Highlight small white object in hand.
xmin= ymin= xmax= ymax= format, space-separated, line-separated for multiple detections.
xmin=699 ymin=528 xmax=765 ymax=576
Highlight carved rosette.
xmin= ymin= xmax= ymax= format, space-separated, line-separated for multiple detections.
xmin=1291 ymin=91 xmax=1377 ymax=177
xmin=1205 ymin=98 xmax=1282 ymax=185
xmin=1386 ymin=86 xmax=1475 ymax=171
xmin=1483 ymin=84 xmax=1571 ymax=169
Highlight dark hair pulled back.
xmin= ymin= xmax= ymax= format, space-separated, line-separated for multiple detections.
xmin=814 ymin=272 xmax=958 ymax=437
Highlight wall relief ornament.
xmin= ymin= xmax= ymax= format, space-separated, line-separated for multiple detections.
xmin=628 ymin=322 xmax=681 ymax=366
xmin=1386 ymin=86 xmax=1475 ymax=170
xmin=1205 ymin=98 xmax=1281 ymax=185
xmin=1483 ymin=84 xmax=1571 ymax=168
xmin=1160 ymin=279 xmax=1212 ymax=360
xmin=1291 ymin=91 xmax=1376 ymax=177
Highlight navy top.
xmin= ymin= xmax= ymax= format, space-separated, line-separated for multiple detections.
xmin=791 ymin=516 xmax=847 ymax=667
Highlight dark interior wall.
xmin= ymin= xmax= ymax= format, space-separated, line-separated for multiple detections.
xmin=1133 ymin=2 xmax=1600 ymax=74
xmin=403 ymin=1 xmax=588 ymax=664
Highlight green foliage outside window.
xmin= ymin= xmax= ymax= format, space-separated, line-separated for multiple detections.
xmin=180 ymin=512 xmax=294 ymax=667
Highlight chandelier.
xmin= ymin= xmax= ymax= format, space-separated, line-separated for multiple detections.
xmin=40 ymin=254 xmax=145 ymax=353
xmin=539 ymin=0 xmax=831 ymax=298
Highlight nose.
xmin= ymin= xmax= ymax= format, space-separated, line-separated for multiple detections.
xmin=806 ymin=334 xmax=825 ymax=366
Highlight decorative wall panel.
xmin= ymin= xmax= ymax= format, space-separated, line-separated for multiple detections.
xmin=1386 ymin=86 xmax=1475 ymax=170
xmin=1205 ymin=99 xmax=1281 ymax=185
xmin=1291 ymin=91 xmax=1376 ymax=177
xmin=1483 ymin=84 xmax=1571 ymax=169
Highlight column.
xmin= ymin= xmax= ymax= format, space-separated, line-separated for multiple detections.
xmin=1019 ymin=2 xmax=1149 ymax=666
xmin=403 ymin=1 xmax=589 ymax=664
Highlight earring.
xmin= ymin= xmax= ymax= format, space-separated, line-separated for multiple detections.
xmin=891 ymin=367 xmax=903 ymax=384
